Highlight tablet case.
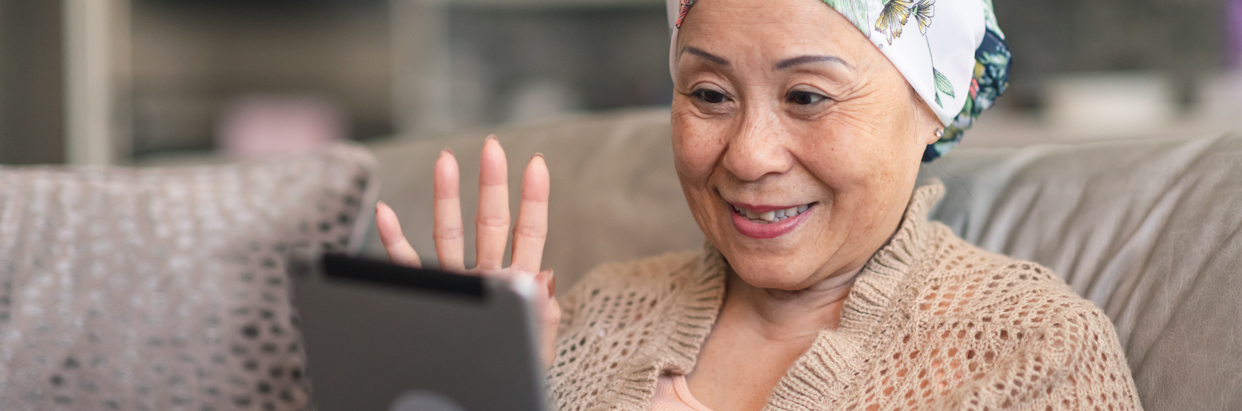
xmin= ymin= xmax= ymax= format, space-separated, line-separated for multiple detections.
xmin=291 ymin=254 xmax=546 ymax=411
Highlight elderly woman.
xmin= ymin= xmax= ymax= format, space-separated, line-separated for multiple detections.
xmin=375 ymin=0 xmax=1143 ymax=409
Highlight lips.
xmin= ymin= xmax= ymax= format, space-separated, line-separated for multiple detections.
xmin=728 ymin=201 xmax=815 ymax=239
xmin=731 ymin=203 xmax=811 ymax=223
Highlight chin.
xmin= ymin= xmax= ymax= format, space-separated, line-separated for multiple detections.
xmin=708 ymin=221 xmax=822 ymax=291
xmin=722 ymin=252 xmax=817 ymax=290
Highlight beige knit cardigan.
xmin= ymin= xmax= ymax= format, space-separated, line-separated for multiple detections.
xmin=546 ymin=183 xmax=1142 ymax=411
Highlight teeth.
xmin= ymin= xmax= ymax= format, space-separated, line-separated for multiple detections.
xmin=733 ymin=203 xmax=812 ymax=224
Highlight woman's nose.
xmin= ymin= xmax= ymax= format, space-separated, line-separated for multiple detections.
xmin=721 ymin=109 xmax=792 ymax=182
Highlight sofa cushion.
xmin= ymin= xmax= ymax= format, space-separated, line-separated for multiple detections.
xmin=924 ymin=133 xmax=1242 ymax=410
xmin=0 ymin=144 xmax=378 ymax=410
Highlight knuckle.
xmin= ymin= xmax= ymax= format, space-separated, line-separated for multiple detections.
xmin=512 ymin=225 xmax=547 ymax=241
xmin=545 ymin=304 xmax=561 ymax=322
xmin=385 ymin=238 xmax=412 ymax=252
xmin=520 ymin=194 xmax=549 ymax=203
xmin=475 ymin=215 xmax=510 ymax=230
xmin=433 ymin=227 xmax=464 ymax=241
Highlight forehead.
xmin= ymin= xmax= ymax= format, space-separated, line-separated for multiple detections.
xmin=677 ymin=0 xmax=869 ymax=57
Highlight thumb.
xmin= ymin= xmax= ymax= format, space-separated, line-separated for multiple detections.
xmin=535 ymin=269 xmax=560 ymax=370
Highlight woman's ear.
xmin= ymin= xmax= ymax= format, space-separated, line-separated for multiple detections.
xmin=910 ymin=88 xmax=944 ymax=146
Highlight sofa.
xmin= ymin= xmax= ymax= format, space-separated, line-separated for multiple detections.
xmin=364 ymin=108 xmax=1242 ymax=410
xmin=0 ymin=108 xmax=1237 ymax=410
xmin=0 ymin=145 xmax=379 ymax=410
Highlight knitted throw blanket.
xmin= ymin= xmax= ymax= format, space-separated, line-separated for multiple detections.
xmin=546 ymin=183 xmax=1142 ymax=410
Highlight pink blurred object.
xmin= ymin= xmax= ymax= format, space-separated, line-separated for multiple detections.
xmin=217 ymin=95 xmax=346 ymax=159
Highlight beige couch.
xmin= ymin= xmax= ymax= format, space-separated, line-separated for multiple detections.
xmin=365 ymin=108 xmax=1242 ymax=410
xmin=0 ymin=145 xmax=380 ymax=410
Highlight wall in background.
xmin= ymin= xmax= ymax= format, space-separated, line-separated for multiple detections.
xmin=0 ymin=0 xmax=1232 ymax=164
xmin=127 ymin=0 xmax=674 ymax=159
xmin=444 ymin=5 xmax=672 ymax=127
xmin=129 ymin=0 xmax=393 ymax=157
xmin=993 ymin=0 xmax=1225 ymax=107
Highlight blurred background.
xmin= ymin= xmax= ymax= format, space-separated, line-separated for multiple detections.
xmin=0 ymin=0 xmax=1240 ymax=165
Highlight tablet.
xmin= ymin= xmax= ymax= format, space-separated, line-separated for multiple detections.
xmin=291 ymin=254 xmax=547 ymax=411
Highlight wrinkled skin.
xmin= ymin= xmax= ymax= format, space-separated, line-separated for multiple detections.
xmin=672 ymin=0 xmax=942 ymax=292
xmin=671 ymin=0 xmax=943 ymax=409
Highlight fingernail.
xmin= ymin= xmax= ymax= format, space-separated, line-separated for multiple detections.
xmin=441 ymin=147 xmax=453 ymax=156
xmin=485 ymin=134 xmax=498 ymax=143
xmin=549 ymin=269 xmax=557 ymax=295
xmin=532 ymin=152 xmax=544 ymax=159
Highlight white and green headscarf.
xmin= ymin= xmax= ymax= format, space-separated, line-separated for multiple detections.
xmin=667 ymin=0 xmax=1012 ymax=161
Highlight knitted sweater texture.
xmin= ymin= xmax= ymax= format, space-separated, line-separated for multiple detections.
xmin=546 ymin=183 xmax=1142 ymax=411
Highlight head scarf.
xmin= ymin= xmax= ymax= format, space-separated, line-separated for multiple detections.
xmin=667 ymin=0 xmax=1011 ymax=161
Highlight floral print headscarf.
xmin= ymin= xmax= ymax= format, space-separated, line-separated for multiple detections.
xmin=667 ymin=0 xmax=1011 ymax=161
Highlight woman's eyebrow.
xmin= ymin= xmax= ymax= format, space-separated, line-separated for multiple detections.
xmin=682 ymin=47 xmax=730 ymax=66
xmin=775 ymin=55 xmax=853 ymax=70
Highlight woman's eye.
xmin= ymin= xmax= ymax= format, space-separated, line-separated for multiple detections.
xmin=787 ymin=90 xmax=829 ymax=105
xmin=692 ymin=89 xmax=728 ymax=104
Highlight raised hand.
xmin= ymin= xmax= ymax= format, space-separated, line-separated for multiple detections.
xmin=374 ymin=136 xmax=560 ymax=369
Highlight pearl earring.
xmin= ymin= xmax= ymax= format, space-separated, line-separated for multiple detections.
xmin=934 ymin=128 xmax=944 ymax=139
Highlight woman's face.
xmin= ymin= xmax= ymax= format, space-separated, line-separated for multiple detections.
xmin=672 ymin=0 xmax=942 ymax=290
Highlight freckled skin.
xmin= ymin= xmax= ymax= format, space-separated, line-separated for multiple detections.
xmin=670 ymin=1 xmax=945 ymax=409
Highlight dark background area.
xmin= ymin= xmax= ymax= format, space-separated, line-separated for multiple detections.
xmin=0 ymin=0 xmax=1233 ymax=164
xmin=0 ymin=0 xmax=66 ymax=164
xmin=993 ymin=0 xmax=1225 ymax=108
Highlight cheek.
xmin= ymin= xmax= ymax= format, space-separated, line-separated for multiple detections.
xmin=798 ymin=94 xmax=918 ymax=186
xmin=671 ymin=104 xmax=734 ymax=240
xmin=670 ymin=104 xmax=728 ymax=185
xmin=793 ymin=116 xmax=879 ymax=190
xmin=792 ymin=102 xmax=920 ymax=235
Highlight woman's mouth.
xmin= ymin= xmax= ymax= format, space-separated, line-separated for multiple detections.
xmin=731 ymin=203 xmax=811 ymax=223
xmin=728 ymin=202 xmax=816 ymax=239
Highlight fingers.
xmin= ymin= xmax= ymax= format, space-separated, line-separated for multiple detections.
xmin=432 ymin=149 xmax=466 ymax=271
xmin=510 ymin=153 xmax=549 ymax=275
xmin=548 ymin=268 xmax=557 ymax=296
xmin=475 ymin=136 xmax=510 ymax=271
xmin=376 ymin=201 xmax=421 ymax=267
xmin=535 ymin=269 xmax=560 ymax=370
xmin=541 ymin=296 xmax=560 ymax=371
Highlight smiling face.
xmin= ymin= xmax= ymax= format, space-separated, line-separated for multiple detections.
xmin=672 ymin=0 xmax=943 ymax=291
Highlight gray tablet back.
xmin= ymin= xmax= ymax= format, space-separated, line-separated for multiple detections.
xmin=291 ymin=255 xmax=546 ymax=411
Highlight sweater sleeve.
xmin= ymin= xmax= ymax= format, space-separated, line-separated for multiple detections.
xmin=929 ymin=298 xmax=1142 ymax=410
